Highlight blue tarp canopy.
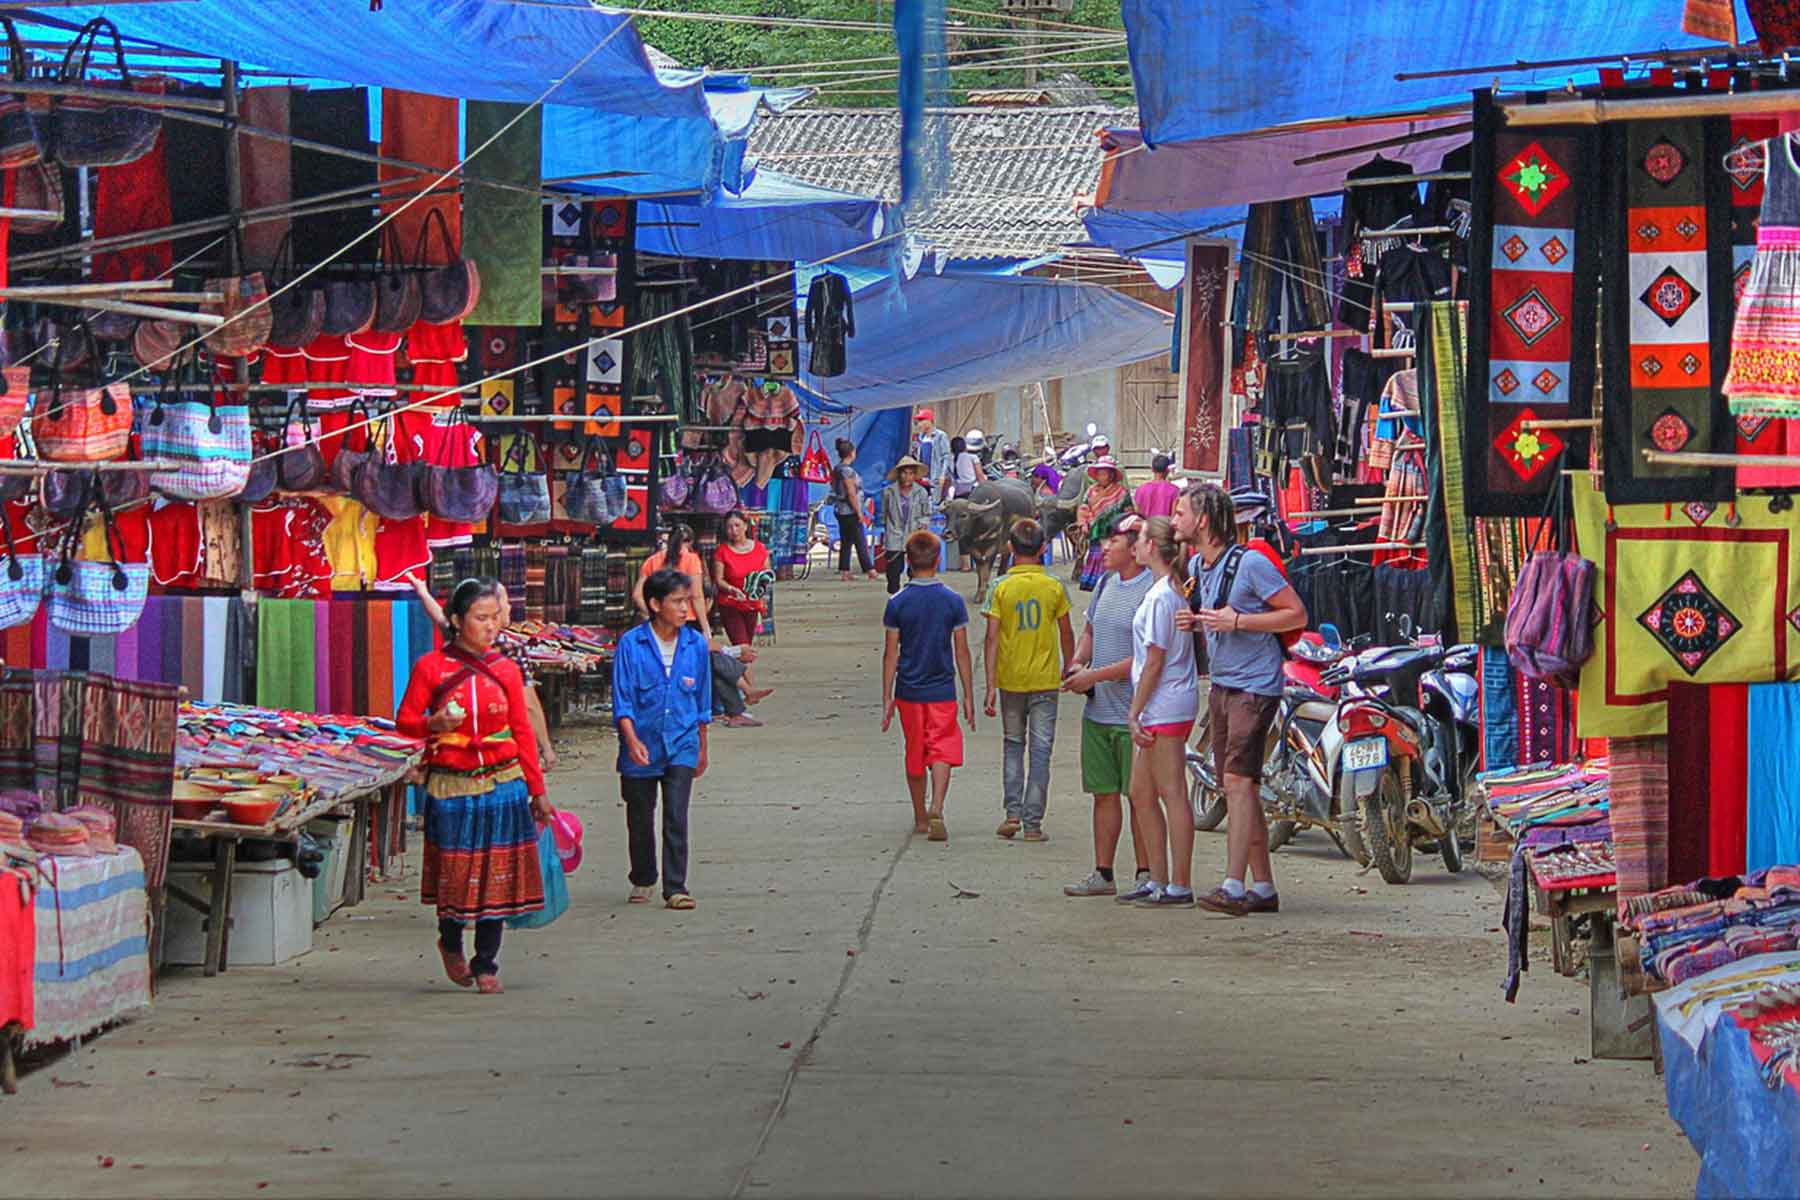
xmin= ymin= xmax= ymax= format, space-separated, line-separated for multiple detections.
xmin=798 ymin=269 xmax=1172 ymax=412
xmin=1118 ymin=0 xmax=1752 ymax=145
xmin=636 ymin=169 xmax=890 ymax=265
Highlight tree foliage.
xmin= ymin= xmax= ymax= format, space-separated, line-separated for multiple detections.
xmin=634 ymin=0 xmax=1133 ymax=108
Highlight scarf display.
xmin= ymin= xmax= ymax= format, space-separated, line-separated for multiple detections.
xmin=0 ymin=596 xmax=246 ymax=703
xmin=1610 ymin=734 xmax=1672 ymax=905
xmin=1574 ymin=482 xmax=1800 ymax=737
xmin=1600 ymin=118 xmax=1736 ymax=504
xmin=1418 ymin=301 xmax=1478 ymax=638
xmin=255 ymin=597 xmax=437 ymax=719
xmin=463 ymin=100 xmax=542 ymax=326
xmin=1667 ymin=680 xmax=1749 ymax=882
xmin=1465 ymin=90 xmax=1600 ymax=515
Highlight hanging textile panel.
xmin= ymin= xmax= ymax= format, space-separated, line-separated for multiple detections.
xmin=1465 ymin=91 xmax=1600 ymax=516
xmin=1747 ymin=681 xmax=1800 ymax=873
xmin=238 ymin=86 xmax=295 ymax=269
xmin=256 ymin=597 xmax=433 ymax=718
xmin=379 ymin=89 xmax=460 ymax=264
xmin=1419 ymin=301 xmax=1478 ymax=639
xmin=289 ymin=88 xmax=375 ymax=268
xmin=0 ymin=598 xmax=246 ymax=704
xmin=1575 ymin=482 xmax=1800 ymax=737
xmin=1609 ymin=734 xmax=1671 ymax=904
xmin=1667 ymin=680 xmax=1748 ymax=883
xmin=1180 ymin=242 xmax=1232 ymax=475
xmin=25 ymin=848 xmax=151 ymax=1050
xmin=1601 ymin=118 xmax=1736 ymax=504
xmin=1726 ymin=118 xmax=1800 ymax=487
xmin=462 ymin=101 xmax=542 ymax=327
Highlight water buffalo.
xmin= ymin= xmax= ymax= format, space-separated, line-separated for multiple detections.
xmin=1036 ymin=470 xmax=1090 ymax=581
xmin=943 ymin=477 xmax=1038 ymax=604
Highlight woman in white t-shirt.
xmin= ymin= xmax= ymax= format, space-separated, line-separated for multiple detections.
xmin=1120 ymin=515 xmax=1201 ymax=907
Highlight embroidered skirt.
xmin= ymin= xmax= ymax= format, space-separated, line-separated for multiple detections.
xmin=1077 ymin=542 xmax=1107 ymax=591
xmin=1725 ymin=225 xmax=1800 ymax=416
xmin=421 ymin=775 xmax=544 ymax=924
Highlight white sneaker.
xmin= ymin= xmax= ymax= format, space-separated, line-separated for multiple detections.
xmin=1063 ymin=870 xmax=1117 ymax=897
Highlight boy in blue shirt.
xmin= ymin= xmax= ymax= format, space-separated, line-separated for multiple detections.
xmin=881 ymin=530 xmax=975 ymax=842
xmin=612 ymin=568 xmax=711 ymax=910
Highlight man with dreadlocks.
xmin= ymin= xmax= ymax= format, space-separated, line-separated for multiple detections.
xmin=1172 ymin=482 xmax=1308 ymax=917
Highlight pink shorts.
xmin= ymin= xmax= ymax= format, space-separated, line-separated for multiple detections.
xmin=1143 ymin=720 xmax=1195 ymax=741
xmin=898 ymin=699 xmax=963 ymax=776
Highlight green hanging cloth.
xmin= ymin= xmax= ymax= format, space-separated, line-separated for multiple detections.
xmin=462 ymin=101 xmax=543 ymax=327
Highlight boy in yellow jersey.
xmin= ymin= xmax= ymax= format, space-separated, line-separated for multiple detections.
xmin=982 ymin=519 xmax=1073 ymax=842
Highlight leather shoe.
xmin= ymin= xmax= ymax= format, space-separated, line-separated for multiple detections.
xmin=1195 ymin=887 xmax=1251 ymax=917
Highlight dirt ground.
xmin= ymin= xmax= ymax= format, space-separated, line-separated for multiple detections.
xmin=6 ymin=572 xmax=1694 ymax=1197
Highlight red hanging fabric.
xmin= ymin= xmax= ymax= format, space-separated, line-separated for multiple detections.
xmin=379 ymin=89 xmax=460 ymax=264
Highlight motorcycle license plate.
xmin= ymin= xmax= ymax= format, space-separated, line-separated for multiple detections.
xmin=1343 ymin=737 xmax=1388 ymax=773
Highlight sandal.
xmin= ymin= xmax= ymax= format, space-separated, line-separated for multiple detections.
xmin=927 ymin=814 xmax=948 ymax=842
xmin=628 ymin=885 xmax=654 ymax=904
xmin=438 ymin=945 xmax=473 ymax=988
xmin=666 ymin=892 xmax=697 ymax=910
xmin=475 ymin=973 xmax=504 ymax=995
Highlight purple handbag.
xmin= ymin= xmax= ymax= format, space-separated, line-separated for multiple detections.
xmin=326 ymin=399 xmax=374 ymax=495
xmin=420 ymin=412 xmax=497 ymax=523
xmin=1503 ymin=549 xmax=1595 ymax=688
xmin=276 ymin=400 xmax=329 ymax=493
xmin=697 ymin=459 xmax=738 ymax=515
xmin=350 ymin=417 xmax=423 ymax=520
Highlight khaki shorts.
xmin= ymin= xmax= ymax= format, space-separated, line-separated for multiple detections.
xmin=1208 ymin=685 xmax=1281 ymax=783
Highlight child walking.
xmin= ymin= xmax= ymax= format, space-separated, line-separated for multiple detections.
xmin=982 ymin=519 xmax=1073 ymax=842
xmin=881 ymin=530 xmax=975 ymax=841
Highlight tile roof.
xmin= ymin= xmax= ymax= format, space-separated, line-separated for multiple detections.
xmin=747 ymin=105 xmax=1138 ymax=260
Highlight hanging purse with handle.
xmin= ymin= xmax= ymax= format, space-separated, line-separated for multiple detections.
xmin=495 ymin=434 xmax=551 ymax=526
xmin=659 ymin=454 xmax=695 ymax=512
xmin=697 ymin=456 xmax=739 ymax=515
xmin=277 ymin=397 xmax=329 ymax=492
xmin=47 ymin=476 xmax=148 ymax=636
xmin=325 ymin=397 xmax=374 ymax=495
xmin=416 ymin=207 xmax=481 ymax=324
xmin=0 ymin=18 xmax=42 ymax=170
xmin=0 ymin=364 xmax=29 ymax=438
xmin=0 ymin=512 xmax=42 ymax=631
xmin=203 ymin=231 xmax=274 ymax=358
xmin=44 ymin=465 xmax=146 ymax=517
xmin=321 ymin=272 xmax=377 ymax=336
xmin=45 ymin=18 xmax=161 ymax=167
xmin=372 ymin=225 xmax=423 ymax=334
xmin=10 ymin=160 xmax=62 ymax=236
xmin=351 ymin=412 xmax=424 ymax=520
xmin=265 ymin=231 xmax=327 ymax=350
xmin=34 ymin=332 xmax=131 ymax=463
xmin=144 ymin=360 xmax=253 ymax=501
xmin=799 ymin=430 xmax=831 ymax=484
xmin=237 ymin=428 xmax=279 ymax=504
xmin=131 ymin=316 xmax=196 ymax=371
xmin=563 ymin=437 xmax=618 ymax=525
xmin=420 ymin=409 xmax=497 ymax=523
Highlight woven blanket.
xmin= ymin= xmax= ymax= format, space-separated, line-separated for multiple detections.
xmin=1575 ymin=482 xmax=1800 ymax=737
xmin=1611 ymin=734 xmax=1672 ymax=907
xmin=1601 ymin=118 xmax=1737 ymax=504
xmin=25 ymin=849 xmax=150 ymax=1048
xmin=1465 ymin=90 xmax=1599 ymax=516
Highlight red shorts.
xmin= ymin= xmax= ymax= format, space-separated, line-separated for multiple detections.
xmin=1143 ymin=720 xmax=1194 ymax=741
xmin=898 ymin=699 xmax=963 ymax=776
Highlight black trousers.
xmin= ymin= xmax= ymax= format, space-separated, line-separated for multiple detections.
xmin=623 ymin=766 xmax=695 ymax=898
xmin=439 ymin=917 xmax=504 ymax=976
xmin=885 ymin=552 xmax=908 ymax=594
xmin=836 ymin=512 xmax=873 ymax=573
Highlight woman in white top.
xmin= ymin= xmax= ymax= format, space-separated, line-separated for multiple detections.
xmin=1121 ymin=515 xmax=1201 ymax=907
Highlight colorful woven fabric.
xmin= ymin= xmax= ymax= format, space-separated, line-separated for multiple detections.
xmin=1610 ymin=734 xmax=1671 ymax=905
xmin=1667 ymin=681 xmax=1737 ymax=883
xmin=1727 ymin=131 xmax=1800 ymax=416
xmin=1575 ymin=483 xmax=1800 ymax=737
xmin=1465 ymin=92 xmax=1599 ymax=515
xmin=1422 ymin=301 xmax=1478 ymax=637
xmin=420 ymin=775 xmax=544 ymax=924
xmin=1516 ymin=673 xmax=1577 ymax=767
xmin=1722 ymin=119 xmax=1800 ymax=487
xmin=1600 ymin=118 xmax=1736 ymax=504
xmin=1480 ymin=649 xmax=1520 ymax=771
xmin=25 ymin=849 xmax=150 ymax=1048
xmin=257 ymin=597 xmax=433 ymax=719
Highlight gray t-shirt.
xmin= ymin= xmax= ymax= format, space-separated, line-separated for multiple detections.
xmin=1189 ymin=548 xmax=1289 ymax=697
xmin=1083 ymin=568 xmax=1155 ymax=725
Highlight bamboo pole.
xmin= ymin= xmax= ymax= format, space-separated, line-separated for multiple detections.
xmin=0 ymin=78 xmax=225 ymax=112
xmin=1643 ymin=448 xmax=1800 ymax=468
xmin=1299 ymin=541 xmax=1425 ymax=555
xmin=0 ymin=459 xmax=183 ymax=476
xmin=1395 ymin=41 xmax=1752 ymax=82
xmin=1521 ymin=417 xmax=1602 ymax=431
xmin=1504 ymin=89 xmax=1800 ymax=127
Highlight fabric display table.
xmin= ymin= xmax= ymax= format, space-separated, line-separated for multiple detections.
xmin=169 ymin=704 xmax=423 ymax=975
xmin=1621 ymin=867 xmax=1800 ymax=992
xmin=1655 ymin=949 xmax=1800 ymax=1197
xmin=498 ymin=620 xmax=612 ymax=676
xmin=1485 ymin=760 xmax=1615 ymax=977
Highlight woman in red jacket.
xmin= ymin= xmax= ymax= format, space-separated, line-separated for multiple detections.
xmin=397 ymin=577 xmax=553 ymax=994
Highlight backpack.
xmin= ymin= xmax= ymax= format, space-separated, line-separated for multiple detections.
xmin=1244 ymin=536 xmax=1304 ymax=653
xmin=1502 ymin=474 xmax=1595 ymax=687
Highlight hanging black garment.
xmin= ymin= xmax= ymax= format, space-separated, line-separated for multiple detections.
xmin=1374 ymin=244 xmax=1454 ymax=306
xmin=289 ymin=88 xmax=376 ymax=267
xmin=805 ymin=271 xmax=855 ymax=378
xmin=1374 ymin=565 xmax=1434 ymax=643
xmin=1343 ymin=154 xmax=1422 ymax=240
xmin=1263 ymin=348 xmax=1333 ymax=459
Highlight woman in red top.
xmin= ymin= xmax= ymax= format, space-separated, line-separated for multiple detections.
xmin=713 ymin=509 xmax=773 ymax=648
xmin=397 ymin=578 xmax=553 ymax=994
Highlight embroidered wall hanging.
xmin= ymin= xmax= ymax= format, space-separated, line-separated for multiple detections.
xmin=1180 ymin=241 xmax=1232 ymax=476
xmin=1466 ymin=90 xmax=1600 ymax=516
xmin=1575 ymin=483 xmax=1800 ymax=738
xmin=1601 ymin=118 xmax=1737 ymax=504
xmin=1726 ymin=117 xmax=1800 ymax=488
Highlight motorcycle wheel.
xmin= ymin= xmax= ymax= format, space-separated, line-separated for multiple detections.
xmin=1440 ymin=819 xmax=1465 ymax=873
xmin=1362 ymin=768 xmax=1413 ymax=885
xmin=1268 ymin=819 xmax=1296 ymax=851
xmin=1326 ymin=824 xmax=1365 ymax=864
xmin=1188 ymin=723 xmax=1228 ymax=832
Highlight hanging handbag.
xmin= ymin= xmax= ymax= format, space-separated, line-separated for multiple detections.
xmin=34 ymin=334 xmax=131 ymax=463
xmin=563 ymin=437 xmax=621 ymax=525
xmin=420 ymin=409 xmax=497 ymax=522
xmin=659 ymin=455 xmax=694 ymax=511
xmin=351 ymin=413 xmax=424 ymax=521
xmin=372 ymin=226 xmax=423 ymax=334
xmin=0 ymin=514 xmax=41 ymax=631
xmin=416 ymin=208 xmax=481 ymax=324
xmin=45 ymin=19 xmax=161 ymax=168
xmin=144 ymin=361 xmax=253 ymax=501
xmin=495 ymin=434 xmax=551 ymax=526
xmin=265 ymin=231 xmax=327 ymax=350
xmin=203 ymin=233 xmax=273 ymax=358
xmin=326 ymin=398 xmax=374 ymax=494
xmin=0 ymin=364 xmax=28 ymax=437
xmin=0 ymin=18 xmax=41 ymax=170
xmin=47 ymin=478 xmax=147 ymax=636
xmin=697 ymin=457 xmax=739 ymax=515
xmin=35 ymin=317 xmax=93 ymax=373
xmin=10 ymin=161 xmax=62 ymax=236
xmin=237 ymin=429 xmax=279 ymax=505
xmin=799 ymin=430 xmax=831 ymax=484
xmin=131 ymin=317 xmax=195 ymax=371
xmin=43 ymin=465 xmax=147 ymax=516
xmin=276 ymin=398 xmax=330 ymax=492
xmin=321 ymin=274 xmax=377 ymax=337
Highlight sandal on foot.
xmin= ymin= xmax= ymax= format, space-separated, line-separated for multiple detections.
xmin=629 ymin=885 xmax=654 ymax=904
xmin=927 ymin=815 xmax=948 ymax=842
xmin=438 ymin=946 xmax=473 ymax=988
xmin=666 ymin=892 xmax=697 ymax=910
xmin=475 ymin=973 xmax=504 ymax=995
xmin=995 ymin=817 xmax=1021 ymax=839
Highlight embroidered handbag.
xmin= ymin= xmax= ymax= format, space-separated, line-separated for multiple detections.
xmin=416 ymin=208 xmax=481 ymax=324
xmin=372 ymin=226 xmax=423 ymax=334
xmin=34 ymin=371 xmax=131 ymax=464
xmin=495 ymin=435 xmax=551 ymax=526
xmin=0 ymin=517 xmax=42 ymax=632
xmin=144 ymin=367 xmax=254 ymax=501
xmin=0 ymin=19 xmax=42 ymax=170
xmin=47 ymin=480 xmax=148 ymax=636
xmin=420 ymin=410 xmax=497 ymax=523
xmin=36 ymin=317 xmax=94 ymax=373
xmin=697 ymin=458 xmax=738 ymax=515
xmin=203 ymin=256 xmax=274 ymax=358
xmin=351 ymin=416 xmax=424 ymax=521
xmin=326 ymin=399 xmax=375 ymax=495
xmin=45 ymin=19 xmax=161 ymax=168
xmin=131 ymin=317 xmax=194 ymax=371
xmin=799 ymin=430 xmax=831 ymax=485
xmin=237 ymin=430 xmax=279 ymax=505
xmin=0 ymin=365 xmax=28 ymax=437
xmin=659 ymin=457 xmax=694 ymax=512
xmin=265 ymin=232 xmax=326 ymax=350
xmin=276 ymin=400 xmax=329 ymax=493
xmin=1502 ymin=475 xmax=1595 ymax=688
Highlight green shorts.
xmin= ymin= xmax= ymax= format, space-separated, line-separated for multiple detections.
xmin=1080 ymin=718 xmax=1135 ymax=795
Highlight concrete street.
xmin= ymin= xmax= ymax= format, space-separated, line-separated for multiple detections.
xmin=8 ymin=575 xmax=1691 ymax=1197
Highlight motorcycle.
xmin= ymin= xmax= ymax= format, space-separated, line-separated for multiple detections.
xmin=1323 ymin=639 xmax=1481 ymax=884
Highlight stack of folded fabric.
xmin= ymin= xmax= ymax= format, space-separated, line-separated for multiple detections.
xmin=1631 ymin=868 xmax=1800 ymax=985
xmin=65 ymin=805 xmax=118 ymax=854
xmin=0 ymin=810 xmax=23 ymax=847
xmin=26 ymin=812 xmax=91 ymax=857
xmin=178 ymin=702 xmax=426 ymax=805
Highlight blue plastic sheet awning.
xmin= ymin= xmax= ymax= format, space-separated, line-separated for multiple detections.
xmin=1118 ymin=0 xmax=1751 ymax=145
xmin=636 ymin=170 xmax=890 ymax=265
xmin=799 ymin=270 xmax=1172 ymax=412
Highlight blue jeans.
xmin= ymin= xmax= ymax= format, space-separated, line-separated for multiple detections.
xmin=1000 ymin=690 xmax=1058 ymax=828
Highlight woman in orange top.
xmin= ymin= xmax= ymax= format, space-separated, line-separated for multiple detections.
xmin=633 ymin=521 xmax=712 ymax=638
xmin=396 ymin=577 xmax=553 ymax=994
